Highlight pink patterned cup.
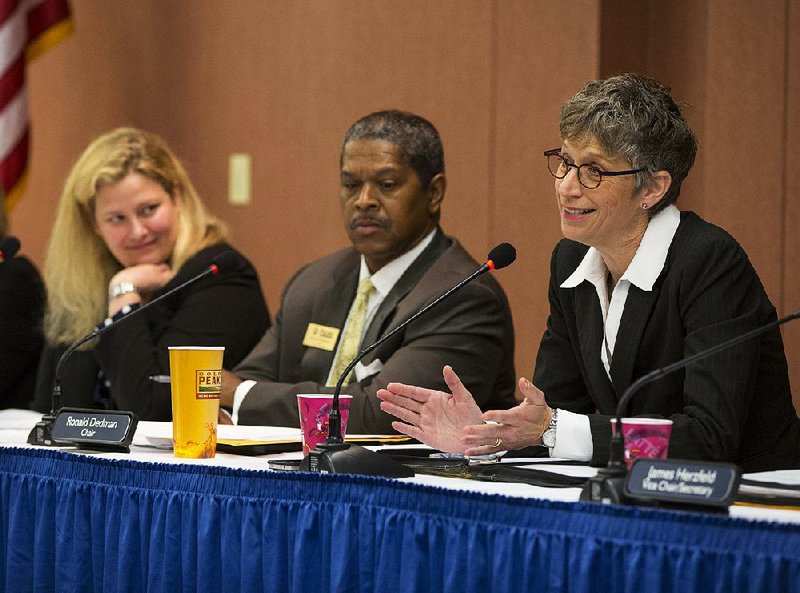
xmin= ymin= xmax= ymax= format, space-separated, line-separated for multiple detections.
xmin=612 ymin=418 xmax=673 ymax=469
xmin=297 ymin=394 xmax=353 ymax=455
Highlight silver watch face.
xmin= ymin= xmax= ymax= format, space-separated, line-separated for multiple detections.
xmin=542 ymin=429 xmax=556 ymax=448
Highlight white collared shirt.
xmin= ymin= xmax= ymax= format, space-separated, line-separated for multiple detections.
xmin=549 ymin=205 xmax=681 ymax=461
xmin=323 ymin=229 xmax=437 ymax=386
xmin=232 ymin=229 xmax=437 ymax=423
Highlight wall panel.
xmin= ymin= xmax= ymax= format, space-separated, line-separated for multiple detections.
xmin=149 ymin=2 xmax=497 ymax=299
xmin=784 ymin=0 xmax=800 ymax=407
xmin=700 ymin=0 xmax=786 ymax=297
xmin=644 ymin=0 xmax=708 ymax=216
xmin=493 ymin=1 xmax=600 ymax=380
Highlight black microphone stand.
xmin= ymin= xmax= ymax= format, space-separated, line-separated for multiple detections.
xmin=27 ymin=261 xmax=223 ymax=448
xmin=582 ymin=308 xmax=800 ymax=504
xmin=300 ymin=248 xmax=518 ymax=478
xmin=27 ymin=328 xmax=106 ymax=447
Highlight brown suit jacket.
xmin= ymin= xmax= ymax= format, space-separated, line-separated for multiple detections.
xmin=234 ymin=230 xmax=517 ymax=433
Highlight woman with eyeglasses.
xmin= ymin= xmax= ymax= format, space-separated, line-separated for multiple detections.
xmin=378 ymin=73 xmax=800 ymax=472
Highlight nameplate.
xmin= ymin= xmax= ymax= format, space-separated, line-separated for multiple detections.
xmin=624 ymin=458 xmax=741 ymax=509
xmin=51 ymin=408 xmax=138 ymax=453
xmin=303 ymin=323 xmax=340 ymax=351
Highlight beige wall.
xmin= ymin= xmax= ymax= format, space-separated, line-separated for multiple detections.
xmin=10 ymin=0 xmax=800 ymax=411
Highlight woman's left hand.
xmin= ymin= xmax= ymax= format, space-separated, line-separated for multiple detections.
xmin=461 ymin=377 xmax=553 ymax=456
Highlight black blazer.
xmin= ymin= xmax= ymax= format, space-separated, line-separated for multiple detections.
xmin=0 ymin=255 xmax=45 ymax=409
xmin=33 ymin=243 xmax=269 ymax=420
xmin=534 ymin=211 xmax=800 ymax=472
xmin=235 ymin=229 xmax=517 ymax=433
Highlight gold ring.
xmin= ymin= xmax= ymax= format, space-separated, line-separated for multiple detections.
xmin=494 ymin=436 xmax=502 ymax=448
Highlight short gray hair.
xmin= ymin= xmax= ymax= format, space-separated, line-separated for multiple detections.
xmin=559 ymin=74 xmax=697 ymax=213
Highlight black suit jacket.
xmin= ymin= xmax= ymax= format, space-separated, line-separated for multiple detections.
xmin=534 ymin=211 xmax=800 ymax=471
xmin=235 ymin=230 xmax=517 ymax=433
xmin=0 ymin=255 xmax=45 ymax=409
xmin=33 ymin=244 xmax=269 ymax=420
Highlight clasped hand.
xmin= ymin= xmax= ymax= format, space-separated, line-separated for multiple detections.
xmin=107 ymin=263 xmax=173 ymax=315
xmin=377 ymin=365 xmax=553 ymax=455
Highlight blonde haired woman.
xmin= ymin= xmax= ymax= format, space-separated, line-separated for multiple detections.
xmin=33 ymin=128 xmax=269 ymax=420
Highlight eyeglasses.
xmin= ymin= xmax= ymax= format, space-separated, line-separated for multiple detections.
xmin=544 ymin=148 xmax=643 ymax=190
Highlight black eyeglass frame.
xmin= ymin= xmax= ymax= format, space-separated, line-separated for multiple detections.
xmin=543 ymin=148 xmax=644 ymax=189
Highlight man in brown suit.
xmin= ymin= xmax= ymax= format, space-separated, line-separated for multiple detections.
xmin=221 ymin=110 xmax=516 ymax=433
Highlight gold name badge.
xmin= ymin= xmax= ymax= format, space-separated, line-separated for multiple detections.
xmin=303 ymin=323 xmax=340 ymax=351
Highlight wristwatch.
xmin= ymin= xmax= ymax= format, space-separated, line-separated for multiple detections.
xmin=541 ymin=408 xmax=558 ymax=448
xmin=109 ymin=281 xmax=137 ymax=300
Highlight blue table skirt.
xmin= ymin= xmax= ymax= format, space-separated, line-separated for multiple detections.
xmin=1 ymin=447 xmax=798 ymax=593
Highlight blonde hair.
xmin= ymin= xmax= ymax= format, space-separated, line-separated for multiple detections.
xmin=44 ymin=127 xmax=228 ymax=344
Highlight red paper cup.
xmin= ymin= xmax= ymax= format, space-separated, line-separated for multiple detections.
xmin=612 ymin=418 xmax=673 ymax=469
xmin=297 ymin=394 xmax=353 ymax=455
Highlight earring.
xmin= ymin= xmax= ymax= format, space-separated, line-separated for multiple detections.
xmin=641 ymin=203 xmax=649 ymax=210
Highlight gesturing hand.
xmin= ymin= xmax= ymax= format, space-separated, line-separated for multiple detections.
xmin=461 ymin=377 xmax=552 ymax=456
xmin=377 ymin=365 xmax=482 ymax=453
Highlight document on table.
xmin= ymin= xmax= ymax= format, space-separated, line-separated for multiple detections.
xmin=133 ymin=421 xmax=410 ymax=455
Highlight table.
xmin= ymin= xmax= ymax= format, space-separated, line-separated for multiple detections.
xmin=1 ymin=414 xmax=799 ymax=593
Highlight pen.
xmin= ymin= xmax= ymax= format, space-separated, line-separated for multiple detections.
xmin=148 ymin=375 xmax=171 ymax=384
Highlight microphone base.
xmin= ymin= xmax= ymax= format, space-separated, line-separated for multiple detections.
xmin=579 ymin=465 xmax=629 ymax=504
xmin=300 ymin=442 xmax=415 ymax=478
xmin=26 ymin=414 xmax=68 ymax=447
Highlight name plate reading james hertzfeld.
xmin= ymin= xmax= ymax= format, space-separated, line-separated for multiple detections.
xmin=51 ymin=408 xmax=138 ymax=453
xmin=624 ymin=458 xmax=741 ymax=510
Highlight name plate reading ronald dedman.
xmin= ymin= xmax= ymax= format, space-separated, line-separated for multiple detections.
xmin=51 ymin=408 xmax=138 ymax=452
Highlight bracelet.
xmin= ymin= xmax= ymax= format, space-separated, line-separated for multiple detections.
xmin=109 ymin=281 xmax=137 ymax=300
xmin=96 ymin=303 xmax=141 ymax=331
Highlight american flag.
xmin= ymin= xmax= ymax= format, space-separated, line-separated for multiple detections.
xmin=0 ymin=0 xmax=72 ymax=211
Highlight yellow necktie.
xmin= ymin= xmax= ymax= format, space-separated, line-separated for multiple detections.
xmin=328 ymin=277 xmax=374 ymax=386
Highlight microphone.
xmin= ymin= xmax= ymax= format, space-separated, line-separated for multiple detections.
xmin=0 ymin=236 xmax=21 ymax=262
xmin=300 ymin=243 xmax=517 ymax=477
xmin=27 ymin=250 xmax=237 ymax=449
xmin=582 ymin=307 xmax=800 ymax=505
xmin=484 ymin=242 xmax=517 ymax=271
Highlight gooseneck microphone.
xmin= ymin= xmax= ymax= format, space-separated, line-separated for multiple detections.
xmin=583 ymin=307 xmax=800 ymax=504
xmin=300 ymin=243 xmax=517 ymax=477
xmin=27 ymin=251 xmax=237 ymax=448
xmin=0 ymin=236 xmax=21 ymax=262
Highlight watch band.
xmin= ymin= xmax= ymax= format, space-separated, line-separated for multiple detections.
xmin=109 ymin=281 xmax=137 ymax=300
xmin=541 ymin=408 xmax=558 ymax=449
